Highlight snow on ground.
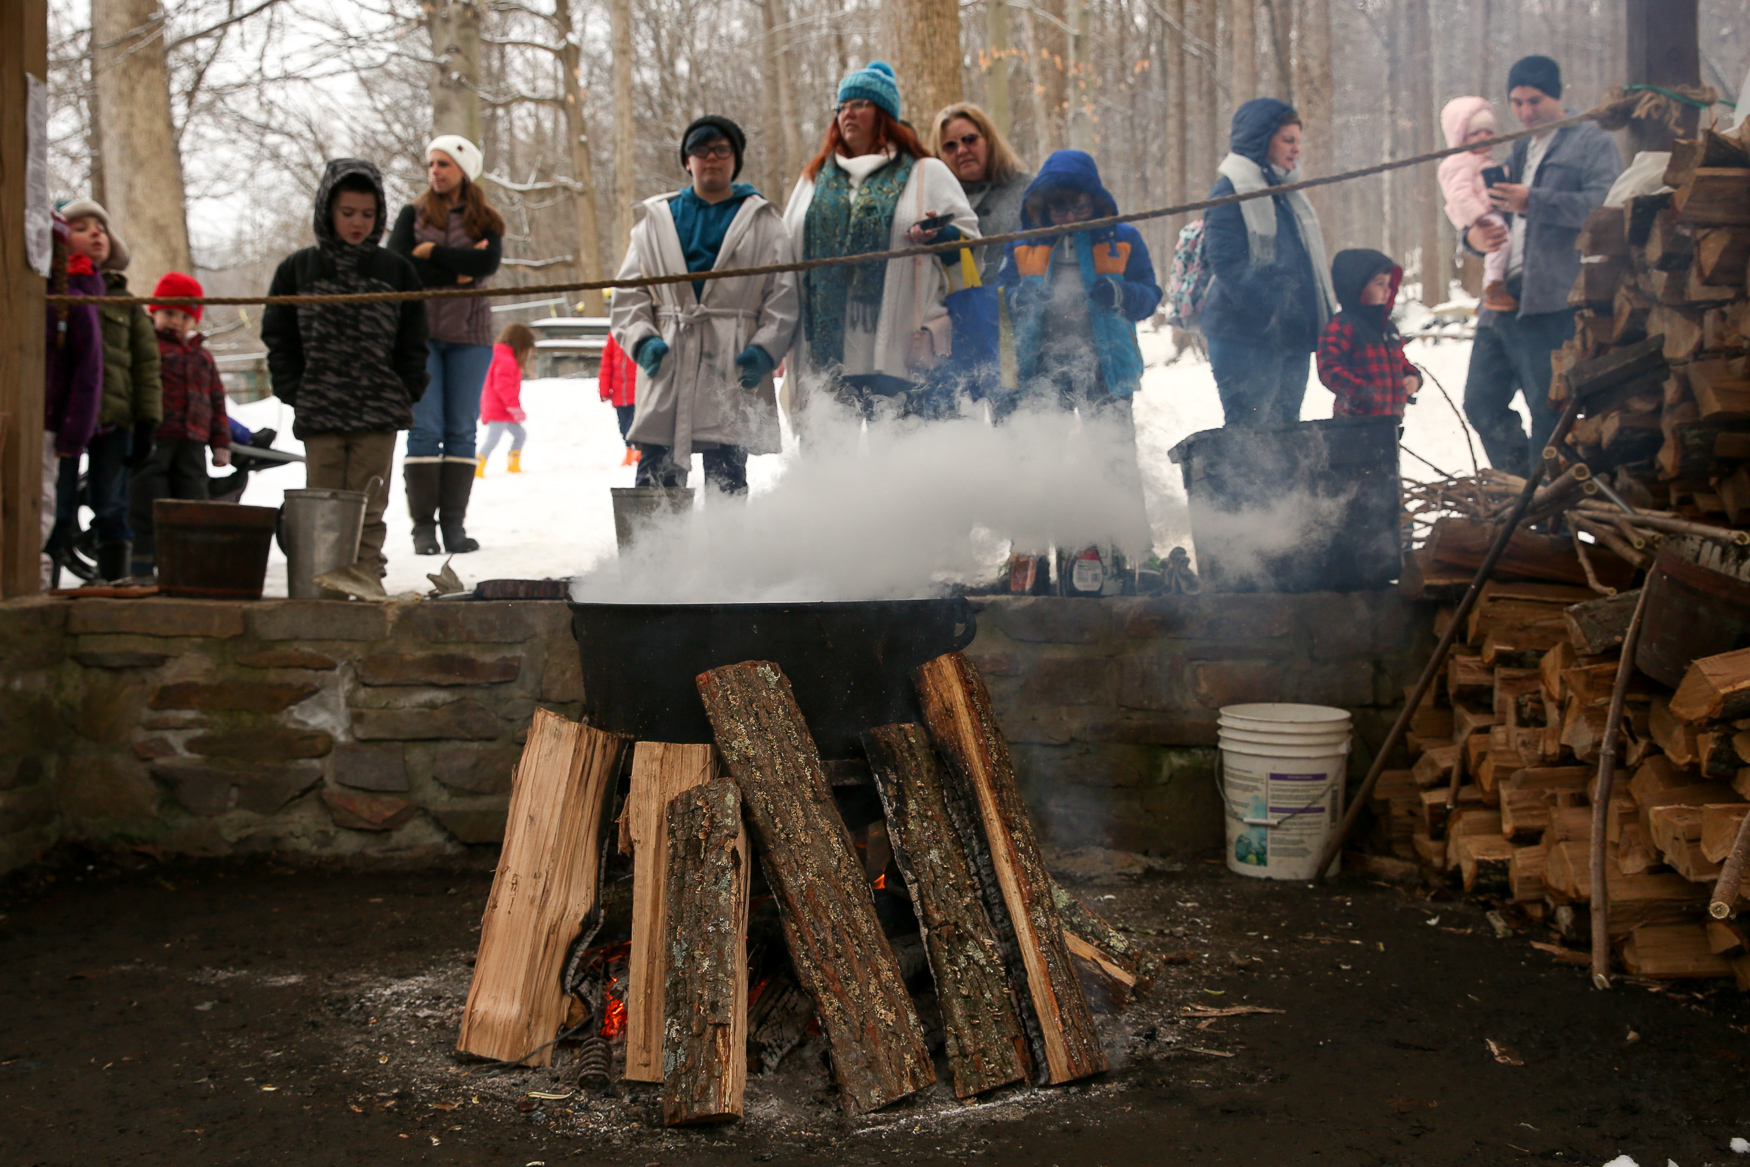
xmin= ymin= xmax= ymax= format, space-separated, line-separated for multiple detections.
xmin=230 ymin=323 xmax=1516 ymax=598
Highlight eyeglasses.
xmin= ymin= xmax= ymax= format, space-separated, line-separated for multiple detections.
xmin=1046 ymin=196 xmax=1095 ymax=214
xmin=835 ymin=99 xmax=875 ymax=116
xmin=941 ymin=131 xmax=983 ymax=153
xmin=687 ymin=144 xmax=734 ymax=161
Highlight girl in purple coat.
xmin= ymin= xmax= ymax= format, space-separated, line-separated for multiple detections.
xmin=42 ymin=210 xmax=106 ymax=584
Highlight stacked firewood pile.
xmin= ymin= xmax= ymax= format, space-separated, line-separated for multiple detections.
xmin=1372 ymin=128 xmax=1750 ymax=985
xmin=451 ymin=652 xmax=1135 ymax=1125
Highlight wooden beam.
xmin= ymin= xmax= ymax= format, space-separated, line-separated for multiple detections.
xmin=696 ymin=660 xmax=935 ymax=1115
xmin=623 ymin=742 xmax=718 ymax=1084
xmin=0 ymin=0 xmax=48 ymax=596
xmin=457 ymin=711 xmax=626 ymax=1066
xmin=1625 ymin=0 xmax=1700 ymax=154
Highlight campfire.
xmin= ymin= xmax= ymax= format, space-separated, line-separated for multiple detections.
xmin=451 ymin=604 xmax=1138 ymax=1125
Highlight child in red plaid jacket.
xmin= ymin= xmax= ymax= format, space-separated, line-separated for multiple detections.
xmin=1316 ymin=248 xmax=1421 ymax=418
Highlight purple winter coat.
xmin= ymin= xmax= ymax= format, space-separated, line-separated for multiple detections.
xmin=45 ymin=266 xmax=106 ymax=457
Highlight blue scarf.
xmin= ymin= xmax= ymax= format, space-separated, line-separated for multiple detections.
xmin=801 ymin=153 xmax=913 ymax=367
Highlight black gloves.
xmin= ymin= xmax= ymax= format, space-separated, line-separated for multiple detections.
xmin=1089 ymin=276 xmax=1121 ymax=311
xmin=128 ymin=421 xmax=157 ymax=469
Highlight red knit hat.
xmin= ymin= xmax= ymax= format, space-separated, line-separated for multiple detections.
xmin=150 ymin=271 xmax=205 ymax=322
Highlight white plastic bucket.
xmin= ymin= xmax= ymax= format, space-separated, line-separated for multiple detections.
xmin=1218 ymin=703 xmax=1351 ymax=881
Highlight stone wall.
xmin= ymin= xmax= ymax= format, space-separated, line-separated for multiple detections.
xmin=0 ymin=590 xmax=1434 ymax=874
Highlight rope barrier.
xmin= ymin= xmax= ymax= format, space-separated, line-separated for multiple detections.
xmin=47 ymin=95 xmax=1639 ymax=311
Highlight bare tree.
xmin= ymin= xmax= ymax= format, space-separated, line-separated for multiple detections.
xmin=428 ymin=0 xmax=484 ymax=141
xmin=610 ymin=0 xmax=635 ymax=257
xmin=891 ymin=0 xmax=963 ymax=127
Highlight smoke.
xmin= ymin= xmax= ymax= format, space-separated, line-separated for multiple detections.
xmin=571 ymin=397 xmax=1178 ymax=604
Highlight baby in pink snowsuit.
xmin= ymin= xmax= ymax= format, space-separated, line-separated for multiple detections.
xmin=1437 ymin=96 xmax=1516 ymax=314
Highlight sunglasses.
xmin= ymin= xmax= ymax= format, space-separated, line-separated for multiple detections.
xmin=688 ymin=144 xmax=734 ymax=161
xmin=941 ymin=131 xmax=983 ymax=154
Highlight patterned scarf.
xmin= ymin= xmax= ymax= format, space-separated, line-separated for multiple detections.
xmin=801 ymin=152 xmax=914 ymax=367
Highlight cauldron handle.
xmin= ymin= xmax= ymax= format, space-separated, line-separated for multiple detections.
xmin=948 ymin=597 xmax=979 ymax=652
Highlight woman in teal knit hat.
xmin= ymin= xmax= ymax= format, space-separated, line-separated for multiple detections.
xmin=781 ymin=61 xmax=979 ymax=428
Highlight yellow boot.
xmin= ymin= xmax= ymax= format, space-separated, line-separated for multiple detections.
xmin=507 ymin=449 xmax=523 ymax=474
xmin=474 ymin=456 xmax=486 ymax=479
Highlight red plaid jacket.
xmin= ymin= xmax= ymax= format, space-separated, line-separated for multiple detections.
xmin=1316 ymin=315 xmax=1419 ymax=418
xmin=155 ymin=329 xmax=231 ymax=447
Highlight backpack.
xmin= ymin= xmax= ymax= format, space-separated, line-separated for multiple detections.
xmin=1164 ymin=219 xmax=1212 ymax=330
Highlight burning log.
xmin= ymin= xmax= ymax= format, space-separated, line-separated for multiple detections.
xmin=696 ymin=661 xmax=935 ymax=1114
xmin=458 ymin=711 xmax=627 ymax=1066
xmin=623 ymin=742 xmax=719 ymax=1084
xmin=862 ymin=724 xmax=1029 ymax=1099
xmin=912 ymin=651 xmax=1109 ymax=1085
xmin=661 ymin=780 xmax=750 ymax=1125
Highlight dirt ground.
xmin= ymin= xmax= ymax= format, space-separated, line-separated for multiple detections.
xmin=4 ymin=848 xmax=1749 ymax=1167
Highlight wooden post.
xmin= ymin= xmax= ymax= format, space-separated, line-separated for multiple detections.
xmin=661 ymin=780 xmax=750 ymax=1125
xmin=696 ymin=661 xmax=935 ymax=1115
xmin=624 ymin=742 xmax=719 ymax=1083
xmin=1625 ymin=0 xmax=1700 ymax=155
xmin=458 ymin=711 xmax=627 ymax=1066
xmin=912 ymin=652 xmax=1108 ymax=1085
xmin=0 ymin=0 xmax=48 ymax=597
xmin=862 ymin=723 xmax=1029 ymax=1098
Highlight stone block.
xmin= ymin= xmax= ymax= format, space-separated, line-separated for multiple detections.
xmin=1304 ymin=591 xmax=1428 ymax=661
xmin=429 ymin=805 xmax=508 ymax=845
xmin=0 ymin=695 xmax=59 ymax=754
xmin=431 ymin=745 xmax=519 ymax=794
xmin=1190 ymin=660 xmax=1375 ymax=711
xmin=187 ymin=727 xmax=334 ymax=762
xmin=321 ymin=789 xmax=418 ymax=831
xmin=331 ymin=742 xmax=410 ymax=792
xmin=155 ymin=762 xmax=323 ymax=816
xmin=996 ymin=708 xmax=1088 ymax=746
xmin=59 ymin=756 xmax=162 ymax=824
xmin=0 ymin=781 xmax=58 ymax=832
xmin=248 ymin=600 xmax=394 ymax=642
xmin=1083 ymin=714 xmax=1219 ymax=746
xmin=0 ymin=822 xmax=60 ymax=877
xmin=74 ymin=650 xmax=172 ymax=670
xmin=539 ymin=640 xmax=584 ymax=702
xmin=67 ymin=598 xmax=245 ymax=639
xmin=78 ymin=674 xmax=149 ymax=745
xmin=356 ymin=652 xmax=521 ymax=687
xmin=1019 ymin=657 xmax=1117 ymax=706
xmin=978 ymin=597 xmax=1110 ymax=644
xmin=965 ymin=651 xmax=1018 ymax=677
xmin=351 ymin=700 xmax=501 ymax=741
xmin=0 ymin=596 xmax=69 ymax=637
xmin=141 ymin=713 xmax=206 ymax=731
xmin=133 ymin=736 xmax=177 ymax=760
xmin=0 ymin=755 xmax=44 ymax=791
xmin=1116 ymin=651 xmax=1192 ymax=711
xmin=234 ymin=648 xmax=340 ymax=670
xmin=404 ymin=601 xmax=544 ymax=644
xmin=149 ymin=680 xmax=319 ymax=714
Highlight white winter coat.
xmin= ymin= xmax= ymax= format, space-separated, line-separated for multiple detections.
xmin=611 ymin=190 xmax=800 ymax=461
xmin=781 ymin=154 xmax=979 ymax=392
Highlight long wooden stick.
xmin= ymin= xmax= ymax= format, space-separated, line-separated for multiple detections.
xmin=1314 ymin=395 xmax=1584 ymax=882
xmin=1709 ymin=811 xmax=1750 ymax=921
xmin=1588 ymin=579 xmax=1653 ymax=990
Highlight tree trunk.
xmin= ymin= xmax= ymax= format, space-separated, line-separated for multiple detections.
xmin=1036 ymin=0 xmax=1068 ymax=151
xmin=553 ymin=0 xmax=604 ymax=283
xmin=90 ymin=0 xmax=191 ymax=293
xmin=426 ymin=0 xmax=483 ymax=143
xmin=911 ymin=653 xmax=1107 ymax=1086
xmin=695 ymin=661 xmax=935 ymax=1115
xmin=660 ymin=780 xmax=750 ymax=1126
xmin=1018 ymin=2 xmax=1054 ymax=156
xmin=763 ymin=0 xmax=802 ymax=190
xmin=1261 ymin=0 xmax=1293 ymax=100
xmin=1231 ymin=0 xmax=1256 ymax=101
xmin=862 ymin=724 xmax=1029 ymax=1099
xmin=1291 ymin=0 xmax=1333 ymax=255
xmin=610 ymin=0 xmax=636 ymax=259
xmin=986 ymin=0 xmax=1012 ymax=138
xmin=1407 ymin=0 xmax=1444 ymax=304
xmin=1165 ymin=0 xmax=1187 ymax=210
xmin=891 ymin=0 xmax=963 ymax=130
xmin=1065 ymin=0 xmax=1091 ymax=149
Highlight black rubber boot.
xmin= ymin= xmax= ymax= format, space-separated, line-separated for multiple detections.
xmin=405 ymin=462 xmax=443 ymax=555
xmin=96 ymin=540 xmax=132 ymax=584
xmin=438 ymin=460 xmax=480 ymax=553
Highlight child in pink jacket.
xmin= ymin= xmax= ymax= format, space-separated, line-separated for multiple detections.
xmin=476 ymin=322 xmax=533 ymax=475
xmin=1437 ymin=96 xmax=1515 ymax=313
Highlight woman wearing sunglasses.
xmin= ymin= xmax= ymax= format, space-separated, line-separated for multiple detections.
xmin=781 ymin=61 xmax=979 ymax=425
xmin=927 ymin=103 xmax=1031 ymax=283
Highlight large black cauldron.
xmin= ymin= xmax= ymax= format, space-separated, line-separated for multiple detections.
xmin=569 ymin=598 xmax=978 ymax=758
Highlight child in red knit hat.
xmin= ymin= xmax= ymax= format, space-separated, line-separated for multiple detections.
xmin=127 ymin=271 xmax=232 ymax=579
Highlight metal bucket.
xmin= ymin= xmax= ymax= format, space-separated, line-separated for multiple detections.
xmin=154 ymin=499 xmax=279 ymax=600
xmin=278 ymin=487 xmax=368 ymax=600
xmin=611 ymin=487 xmax=693 ymax=552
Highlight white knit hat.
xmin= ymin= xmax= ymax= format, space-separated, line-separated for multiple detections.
xmin=1467 ymin=106 xmax=1498 ymax=137
xmin=58 ymin=198 xmax=130 ymax=271
xmin=426 ymin=135 xmax=484 ymax=183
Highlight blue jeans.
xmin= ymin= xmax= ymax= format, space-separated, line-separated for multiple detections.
xmin=1206 ymin=336 xmax=1312 ymax=427
xmin=407 ymin=340 xmax=494 ymax=460
xmin=1462 ymin=309 xmax=1576 ymax=477
xmin=58 ymin=426 xmax=134 ymax=544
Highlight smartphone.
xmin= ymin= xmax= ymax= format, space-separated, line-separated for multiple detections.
xmin=1482 ymin=164 xmax=1508 ymax=189
xmin=913 ymin=212 xmax=955 ymax=234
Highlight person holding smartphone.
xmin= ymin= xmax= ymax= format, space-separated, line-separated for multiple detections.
xmin=1458 ymin=56 xmax=1621 ymax=476
xmin=1437 ymin=96 xmax=1516 ymax=313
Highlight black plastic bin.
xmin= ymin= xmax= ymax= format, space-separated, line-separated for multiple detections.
xmin=1167 ymin=416 xmax=1402 ymax=593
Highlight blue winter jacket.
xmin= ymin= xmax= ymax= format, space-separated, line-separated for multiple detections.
xmin=996 ymin=150 xmax=1161 ymax=398
xmin=1199 ymin=97 xmax=1323 ymax=351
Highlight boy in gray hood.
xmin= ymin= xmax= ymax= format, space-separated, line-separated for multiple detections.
xmin=262 ymin=159 xmax=429 ymax=579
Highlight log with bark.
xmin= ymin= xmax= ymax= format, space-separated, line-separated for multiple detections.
xmin=696 ymin=660 xmax=935 ymax=1114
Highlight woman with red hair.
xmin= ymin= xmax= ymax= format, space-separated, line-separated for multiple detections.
xmin=782 ymin=62 xmax=977 ymax=424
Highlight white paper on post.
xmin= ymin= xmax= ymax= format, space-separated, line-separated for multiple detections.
xmin=26 ymin=73 xmax=51 ymax=278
